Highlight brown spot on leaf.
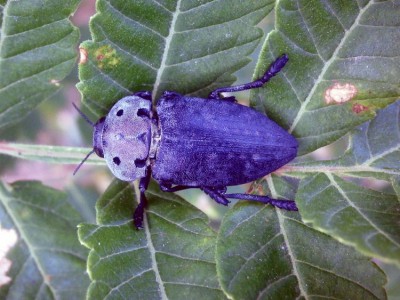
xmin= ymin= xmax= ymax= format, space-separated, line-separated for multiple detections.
xmin=94 ymin=45 xmax=120 ymax=69
xmin=79 ymin=47 xmax=88 ymax=64
xmin=325 ymin=82 xmax=357 ymax=104
xmin=352 ymin=103 xmax=368 ymax=114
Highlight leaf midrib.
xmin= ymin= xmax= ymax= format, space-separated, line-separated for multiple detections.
xmin=152 ymin=0 xmax=182 ymax=99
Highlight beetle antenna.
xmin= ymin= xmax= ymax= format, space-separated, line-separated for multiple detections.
xmin=73 ymin=149 xmax=95 ymax=175
xmin=73 ymin=103 xmax=95 ymax=127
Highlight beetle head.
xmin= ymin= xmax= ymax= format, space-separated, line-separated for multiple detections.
xmin=94 ymin=96 xmax=153 ymax=181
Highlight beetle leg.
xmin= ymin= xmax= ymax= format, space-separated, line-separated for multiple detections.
xmin=133 ymin=91 xmax=152 ymax=101
xmin=208 ymin=54 xmax=288 ymax=99
xmin=133 ymin=167 xmax=152 ymax=229
xmin=224 ymin=193 xmax=298 ymax=211
xmin=201 ymin=187 xmax=230 ymax=206
xmin=159 ymin=183 xmax=198 ymax=193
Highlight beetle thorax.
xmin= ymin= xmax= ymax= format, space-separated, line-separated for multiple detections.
xmin=92 ymin=96 xmax=154 ymax=181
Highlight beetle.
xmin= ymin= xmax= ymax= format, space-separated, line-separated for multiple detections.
xmin=74 ymin=54 xmax=298 ymax=229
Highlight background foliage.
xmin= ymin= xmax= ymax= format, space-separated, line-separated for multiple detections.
xmin=0 ymin=0 xmax=399 ymax=299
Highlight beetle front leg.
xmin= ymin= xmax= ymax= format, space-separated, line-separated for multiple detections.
xmin=208 ymin=54 xmax=288 ymax=99
xmin=133 ymin=167 xmax=152 ymax=229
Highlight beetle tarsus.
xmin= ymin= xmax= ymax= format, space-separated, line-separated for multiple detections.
xmin=133 ymin=167 xmax=152 ymax=229
xmin=201 ymin=187 xmax=230 ymax=206
xmin=208 ymin=54 xmax=289 ymax=99
xmin=133 ymin=202 xmax=145 ymax=229
xmin=224 ymin=193 xmax=298 ymax=211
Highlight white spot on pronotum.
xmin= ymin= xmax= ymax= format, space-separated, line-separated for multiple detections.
xmin=324 ymin=82 xmax=357 ymax=104
xmin=0 ymin=228 xmax=18 ymax=287
xmin=79 ymin=47 xmax=88 ymax=64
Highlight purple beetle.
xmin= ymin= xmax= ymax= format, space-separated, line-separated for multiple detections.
xmin=75 ymin=54 xmax=298 ymax=229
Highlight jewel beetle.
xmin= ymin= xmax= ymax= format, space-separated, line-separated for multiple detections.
xmin=74 ymin=54 xmax=298 ymax=229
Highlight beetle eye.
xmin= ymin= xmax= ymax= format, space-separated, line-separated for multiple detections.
xmin=113 ymin=156 xmax=121 ymax=165
xmin=134 ymin=158 xmax=146 ymax=168
xmin=116 ymin=109 xmax=123 ymax=116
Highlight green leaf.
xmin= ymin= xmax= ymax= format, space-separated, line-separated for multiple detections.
xmin=0 ymin=142 xmax=105 ymax=165
xmin=216 ymin=176 xmax=386 ymax=299
xmin=78 ymin=180 xmax=226 ymax=300
xmin=297 ymin=173 xmax=400 ymax=266
xmin=252 ymin=0 xmax=400 ymax=155
xmin=0 ymin=181 xmax=89 ymax=300
xmin=0 ymin=0 xmax=80 ymax=130
xmin=378 ymin=261 xmax=400 ymax=300
xmin=288 ymin=101 xmax=400 ymax=180
xmin=77 ymin=0 xmax=274 ymax=116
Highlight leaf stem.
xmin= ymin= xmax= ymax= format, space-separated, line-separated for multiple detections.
xmin=0 ymin=142 xmax=105 ymax=165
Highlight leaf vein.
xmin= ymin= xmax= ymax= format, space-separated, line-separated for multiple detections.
xmin=296 ymin=259 xmax=379 ymax=298
xmin=289 ymin=1 xmax=373 ymax=133
xmin=227 ymin=231 xmax=282 ymax=290
xmin=95 ymin=24 xmax=157 ymax=71
xmin=326 ymin=173 xmax=400 ymax=248
xmin=105 ymin=0 xmax=165 ymax=39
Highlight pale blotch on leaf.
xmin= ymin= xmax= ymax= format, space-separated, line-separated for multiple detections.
xmin=50 ymin=79 xmax=60 ymax=86
xmin=324 ymin=82 xmax=358 ymax=104
xmin=0 ymin=228 xmax=18 ymax=287
xmin=79 ymin=47 xmax=88 ymax=64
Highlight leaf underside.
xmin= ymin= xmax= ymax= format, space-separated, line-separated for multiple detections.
xmin=0 ymin=0 xmax=80 ymax=130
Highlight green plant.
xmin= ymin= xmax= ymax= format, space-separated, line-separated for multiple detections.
xmin=0 ymin=0 xmax=399 ymax=299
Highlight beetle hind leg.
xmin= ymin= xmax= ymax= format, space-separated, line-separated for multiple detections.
xmin=208 ymin=54 xmax=288 ymax=99
xmin=224 ymin=192 xmax=298 ymax=211
xmin=201 ymin=187 xmax=230 ymax=206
